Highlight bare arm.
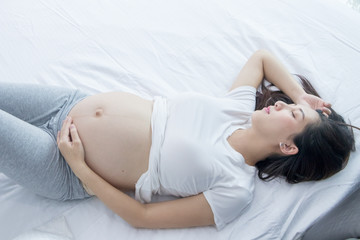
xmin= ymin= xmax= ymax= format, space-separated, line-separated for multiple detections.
xmin=75 ymin=165 xmax=214 ymax=228
xmin=57 ymin=117 xmax=215 ymax=229
xmin=230 ymin=49 xmax=331 ymax=113
xmin=230 ymin=50 xmax=305 ymax=102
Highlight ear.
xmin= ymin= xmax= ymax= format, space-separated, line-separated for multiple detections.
xmin=279 ymin=142 xmax=298 ymax=155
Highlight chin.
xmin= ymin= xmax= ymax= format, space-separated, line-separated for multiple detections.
xmin=250 ymin=110 xmax=263 ymax=126
xmin=251 ymin=109 xmax=263 ymax=120
xmin=251 ymin=110 xmax=273 ymax=134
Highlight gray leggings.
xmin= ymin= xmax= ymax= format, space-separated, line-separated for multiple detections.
xmin=0 ymin=83 xmax=91 ymax=201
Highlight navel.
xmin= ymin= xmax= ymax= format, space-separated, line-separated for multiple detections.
xmin=95 ymin=107 xmax=104 ymax=117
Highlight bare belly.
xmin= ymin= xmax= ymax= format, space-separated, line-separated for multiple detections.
xmin=67 ymin=92 xmax=153 ymax=191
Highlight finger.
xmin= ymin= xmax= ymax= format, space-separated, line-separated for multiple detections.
xmin=324 ymin=103 xmax=331 ymax=108
xmin=60 ymin=116 xmax=72 ymax=141
xmin=322 ymin=107 xmax=332 ymax=116
xmin=70 ymin=124 xmax=81 ymax=143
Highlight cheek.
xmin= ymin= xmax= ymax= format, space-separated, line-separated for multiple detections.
xmin=251 ymin=112 xmax=299 ymax=136
xmin=281 ymin=118 xmax=295 ymax=128
xmin=252 ymin=112 xmax=276 ymax=134
xmin=280 ymin=119 xmax=304 ymax=138
xmin=279 ymin=118 xmax=296 ymax=131
xmin=267 ymin=113 xmax=295 ymax=133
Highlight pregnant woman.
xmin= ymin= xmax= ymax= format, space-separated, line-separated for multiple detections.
xmin=0 ymin=50 xmax=356 ymax=229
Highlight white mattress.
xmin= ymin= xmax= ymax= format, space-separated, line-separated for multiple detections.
xmin=1 ymin=0 xmax=360 ymax=239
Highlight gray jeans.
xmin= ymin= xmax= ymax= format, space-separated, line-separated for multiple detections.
xmin=0 ymin=83 xmax=91 ymax=200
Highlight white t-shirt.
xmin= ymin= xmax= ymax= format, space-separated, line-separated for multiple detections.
xmin=135 ymin=86 xmax=257 ymax=230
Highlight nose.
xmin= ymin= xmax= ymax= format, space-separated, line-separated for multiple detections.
xmin=274 ymin=101 xmax=287 ymax=110
xmin=274 ymin=101 xmax=297 ymax=112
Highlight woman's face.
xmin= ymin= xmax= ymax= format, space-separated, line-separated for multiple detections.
xmin=252 ymin=101 xmax=320 ymax=144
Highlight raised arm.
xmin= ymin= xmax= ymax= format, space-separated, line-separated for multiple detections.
xmin=57 ymin=117 xmax=215 ymax=229
xmin=230 ymin=50 xmax=305 ymax=102
xmin=230 ymin=50 xmax=331 ymax=113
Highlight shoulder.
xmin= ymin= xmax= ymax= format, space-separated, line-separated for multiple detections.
xmin=222 ymin=85 xmax=257 ymax=113
xmin=224 ymin=85 xmax=257 ymax=105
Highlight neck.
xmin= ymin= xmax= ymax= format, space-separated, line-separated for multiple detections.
xmin=227 ymin=128 xmax=274 ymax=166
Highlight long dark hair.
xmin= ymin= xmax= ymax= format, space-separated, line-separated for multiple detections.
xmin=255 ymin=75 xmax=357 ymax=183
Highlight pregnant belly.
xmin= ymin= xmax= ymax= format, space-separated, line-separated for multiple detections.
xmin=67 ymin=92 xmax=153 ymax=191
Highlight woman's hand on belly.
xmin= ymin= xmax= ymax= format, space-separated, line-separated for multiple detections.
xmin=57 ymin=116 xmax=87 ymax=175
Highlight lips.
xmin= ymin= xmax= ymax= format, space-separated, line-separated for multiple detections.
xmin=264 ymin=106 xmax=270 ymax=114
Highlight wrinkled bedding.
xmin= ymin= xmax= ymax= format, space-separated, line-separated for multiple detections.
xmin=1 ymin=0 xmax=360 ymax=239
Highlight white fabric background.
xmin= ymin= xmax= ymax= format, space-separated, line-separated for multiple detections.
xmin=1 ymin=0 xmax=359 ymax=239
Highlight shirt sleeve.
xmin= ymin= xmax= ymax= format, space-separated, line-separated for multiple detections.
xmin=203 ymin=186 xmax=253 ymax=230
xmin=223 ymin=85 xmax=257 ymax=113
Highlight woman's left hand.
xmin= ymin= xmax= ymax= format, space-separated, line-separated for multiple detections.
xmin=57 ymin=116 xmax=87 ymax=173
xmin=297 ymin=93 xmax=332 ymax=117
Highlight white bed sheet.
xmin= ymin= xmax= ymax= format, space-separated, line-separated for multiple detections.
xmin=1 ymin=0 xmax=360 ymax=239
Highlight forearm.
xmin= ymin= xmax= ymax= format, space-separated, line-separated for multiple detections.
xmin=76 ymin=165 xmax=146 ymax=227
xmin=261 ymin=50 xmax=306 ymax=103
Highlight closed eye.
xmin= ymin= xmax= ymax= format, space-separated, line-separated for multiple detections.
xmin=292 ymin=111 xmax=296 ymax=118
xmin=292 ymin=104 xmax=305 ymax=120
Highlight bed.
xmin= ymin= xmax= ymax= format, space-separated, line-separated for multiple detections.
xmin=1 ymin=0 xmax=360 ymax=239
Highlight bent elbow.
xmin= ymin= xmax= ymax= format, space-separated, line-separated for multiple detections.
xmin=127 ymin=206 xmax=155 ymax=229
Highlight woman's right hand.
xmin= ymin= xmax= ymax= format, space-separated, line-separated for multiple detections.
xmin=297 ymin=93 xmax=332 ymax=117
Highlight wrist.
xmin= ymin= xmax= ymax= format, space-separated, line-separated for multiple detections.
xmin=72 ymin=163 xmax=92 ymax=179
xmin=75 ymin=166 xmax=98 ymax=196
xmin=292 ymin=89 xmax=307 ymax=104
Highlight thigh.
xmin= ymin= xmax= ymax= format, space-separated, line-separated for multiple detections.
xmin=0 ymin=109 xmax=89 ymax=200
xmin=0 ymin=83 xmax=77 ymax=126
